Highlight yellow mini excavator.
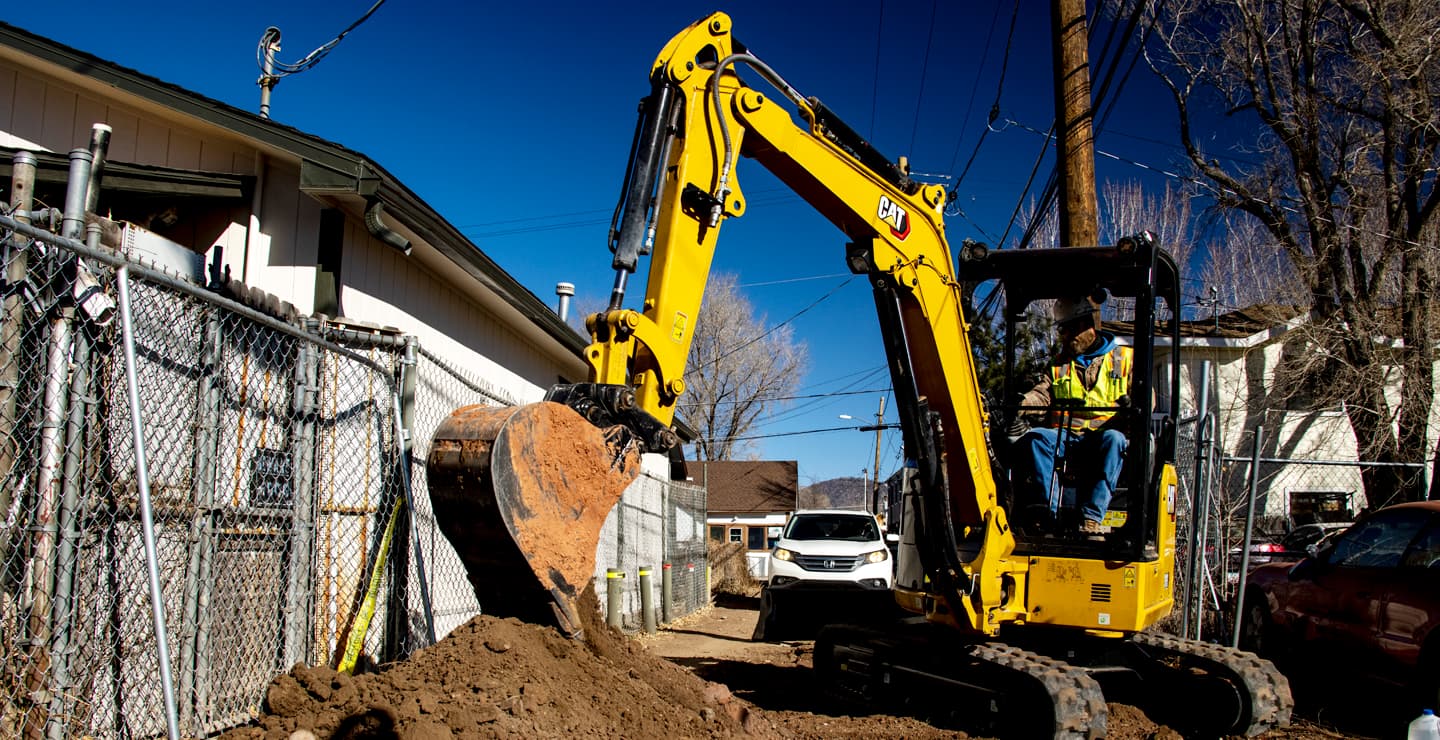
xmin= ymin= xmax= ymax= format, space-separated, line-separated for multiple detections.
xmin=426 ymin=13 xmax=1292 ymax=738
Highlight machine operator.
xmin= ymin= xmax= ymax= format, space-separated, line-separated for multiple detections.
xmin=1012 ymin=291 xmax=1133 ymax=536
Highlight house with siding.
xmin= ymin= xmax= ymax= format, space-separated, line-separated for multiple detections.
xmin=1159 ymin=306 xmax=1439 ymax=527
xmin=690 ymin=460 xmax=797 ymax=577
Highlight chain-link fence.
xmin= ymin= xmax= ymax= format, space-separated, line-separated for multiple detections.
xmin=0 ymin=204 xmax=712 ymax=737
xmin=595 ymin=463 xmax=710 ymax=630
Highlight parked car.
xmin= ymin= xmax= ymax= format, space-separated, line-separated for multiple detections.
xmin=754 ymin=510 xmax=894 ymax=640
xmin=1231 ymin=521 xmax=1353 ymax=574
xmin=766 ymin=509 xmax=894 ymax=591
xmin=1239 ymin=501 xmax=1440 ymax=709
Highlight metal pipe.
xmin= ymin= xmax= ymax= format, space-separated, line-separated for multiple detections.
xmin=606 ymin=569 xmax=623 ymax=628
xmin=391 ymin=386 xmax=436 ymax=645
xmin=26 ymin=149 xmax=91 ymax=712
xmin=1182 ymin=360 xmax=1211 ymax=640
xmin=181 ymin=303 xmax=225 ymax=729
xmin=555 ymin=282 xmax=574 ymax=322
xmin=661 ymin=562 xmax=672 ymax=624
xmin=1231 ymin=425 xmax=1264 ymax=649
xmin=639 ymin=566 xmax=656 ymax=634
xmin=0 ymin=151 xmax=37 ymax=551
xmin=59 ymin=149 xmax=92 ymax=242
xmin=283 ymin=318 xmax=320 ymax=666
xmin=115 ymin=265 xmax=181 ymax=740
xmin=44 ymin=325 xmax=92 ymax=740
xmin=84 ymin=124 xmax=111 ymax=214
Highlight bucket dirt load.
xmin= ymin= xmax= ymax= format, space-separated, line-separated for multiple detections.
xmin=426 ymin=402 xmax=641 ymax=638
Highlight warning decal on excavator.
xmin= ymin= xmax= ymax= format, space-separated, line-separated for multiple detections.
xmin=877 ymin=195 xmax=911 ymax=240
xmin=1123 ymin=567 xmax=1136 ymax=589
xmin=671 ymin=312 xmax=688 ymax=342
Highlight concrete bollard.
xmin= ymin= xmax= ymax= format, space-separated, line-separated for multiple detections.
xmin=638 ymin=566 xmax=656 ymax=634
xmin=661 ymin=562 xmax=673 ymax=624
xmin=606 ymin=568 xmax=624 ymax=629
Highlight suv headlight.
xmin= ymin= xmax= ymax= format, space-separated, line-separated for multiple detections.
xmin=772 ymin=548 xmax=794 ymax=561
xmin=865 ymin=549 xmax=889 ymax=563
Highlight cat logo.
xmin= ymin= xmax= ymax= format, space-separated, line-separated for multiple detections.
xmin=877 ymin=195 xmax=911 ymax=240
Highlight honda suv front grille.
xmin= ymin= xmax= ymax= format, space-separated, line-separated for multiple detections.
xmin=795 ymin=554 xmax=862 ymax=572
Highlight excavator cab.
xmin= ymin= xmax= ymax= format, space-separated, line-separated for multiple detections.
xmin=959 ymin=235 xmax=1182 ymax=563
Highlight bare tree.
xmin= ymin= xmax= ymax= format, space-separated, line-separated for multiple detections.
xmin=1144 ymin=0 xmax=1439 ymax=502
xmin=681 ymin=273 xmax=808 ymax=461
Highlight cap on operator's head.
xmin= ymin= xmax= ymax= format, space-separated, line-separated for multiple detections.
xmin=1053 ymin=288 xmax=1107 ymax=332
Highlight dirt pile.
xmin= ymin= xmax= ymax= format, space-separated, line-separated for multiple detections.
xmin=222 ymin=589 xmax=768 ymax=739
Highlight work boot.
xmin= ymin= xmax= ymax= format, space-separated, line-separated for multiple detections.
xmin=1079 ymin=519 xmax=1110 ymax=536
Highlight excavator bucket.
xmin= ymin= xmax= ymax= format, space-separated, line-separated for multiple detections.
xmin=426 ymin=402 xmax=642 ymax=638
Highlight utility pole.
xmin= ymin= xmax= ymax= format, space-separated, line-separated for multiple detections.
xmin=1051 ymin=0 xmax=1098 ymax=249
xmin=870 ymin=396 xmax=886 ymax=515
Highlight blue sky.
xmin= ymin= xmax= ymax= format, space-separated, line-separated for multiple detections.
xmin=22 ymin=1 xmax=1189 ymax=485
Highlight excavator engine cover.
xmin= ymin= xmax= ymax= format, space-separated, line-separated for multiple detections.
xmin=426 ymin=402 xmax=642 ymax=638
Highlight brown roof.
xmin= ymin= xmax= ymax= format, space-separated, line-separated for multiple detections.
xmin=685 ymin=461 xmax=797 ymax=515
xmin=1109 ymin=304 xmax=1304 ymax=340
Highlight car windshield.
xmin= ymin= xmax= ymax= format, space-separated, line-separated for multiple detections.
xmin=784 ymin=514 xmax=879 ymax=542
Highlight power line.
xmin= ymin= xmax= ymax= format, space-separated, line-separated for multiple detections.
xmin=256 ymin=1 xmax=386 ymax=78
xmin=676 ymin=387 xmax=890 ymax=408
xmin=905 ymin=0 xmax=941 ymax=157
xmin=946 ymin=1 xmax=1020 ymax=196
xmin=1000 ymin=117 xmax=1426 ymax=249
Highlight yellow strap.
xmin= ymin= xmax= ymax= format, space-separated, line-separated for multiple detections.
xmin=337 ymin=497 xmax=403 ymax=674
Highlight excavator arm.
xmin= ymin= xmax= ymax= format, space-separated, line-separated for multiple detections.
xmin=572 ymin=12 xmax=1019 ymax=633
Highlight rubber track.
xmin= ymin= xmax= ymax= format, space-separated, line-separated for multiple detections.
xmin=973 ymin=642 xmax=1109 ymax=739
xmin=1131 ymin=631 xmax=1293 ymax=736
xmin=821 ymin=633 xmax=1107 ymax=738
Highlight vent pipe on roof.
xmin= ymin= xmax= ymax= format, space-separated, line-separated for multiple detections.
xmin=556 ymin=282 xmax=575 ymax=322
xmin=364 ymin=198 xmax=411 ymax=255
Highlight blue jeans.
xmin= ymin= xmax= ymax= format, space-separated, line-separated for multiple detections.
xmin=1017 ymin=427 xmax=1128 ymax=523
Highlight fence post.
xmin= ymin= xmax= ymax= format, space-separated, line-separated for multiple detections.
xmin=282 ymin=318 xmax=321 ymax=666
xmin=0 ymin=151 xmax=36 ymax=549
xmin=661 ymin=563 xmax=672 ymax=624
xmin=1231 ymin=426 xmax=1264 ymax=648
xmin=639 ymin=566 xmax=656 ymax=634
xmin=1183 ymin=361 xmax=1212 ymax=640
xmin=180 ymin=302 xmax=225 ymax=730
xmin=44 ymin=322 xmax=94 ymax=739
xmin=606 ymin=569 xmax=624 ymax=629
xmin=116 ymin=265 xmax=180 ymax=740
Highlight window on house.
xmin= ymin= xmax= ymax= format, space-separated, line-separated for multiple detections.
xmin=728 ymin=527 xmax=742 ymax=543
xmin=747 ymin=527 xmax=765 ymax=550
xmin=709 ymin=526 xmax=724 ymax=542
xmin=1289 ymin=491 xmax=1353 ymax=525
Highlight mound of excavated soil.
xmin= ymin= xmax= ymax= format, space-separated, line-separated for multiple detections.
xmin=221 ymin=589 xmax=769 ymax=739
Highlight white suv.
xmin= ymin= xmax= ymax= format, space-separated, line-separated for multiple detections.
xmin=767 ymin=510 xmax=893 ymax=591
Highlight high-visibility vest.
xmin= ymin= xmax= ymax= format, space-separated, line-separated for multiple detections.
xmin=1048 ymin=345 xmax=1132 ymax=432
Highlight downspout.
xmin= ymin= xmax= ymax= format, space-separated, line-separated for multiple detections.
xmin=364 ymin=198 xmax=411 ymax=255
xmin=243 ymin=154 xmax=266 ymax=284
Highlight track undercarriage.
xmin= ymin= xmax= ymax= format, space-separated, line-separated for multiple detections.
xmin=815 ymin=622 xmax=1292 ymax=738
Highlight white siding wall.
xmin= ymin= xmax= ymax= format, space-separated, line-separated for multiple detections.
xmin=0 ymin=60 xmax=579 ymax=403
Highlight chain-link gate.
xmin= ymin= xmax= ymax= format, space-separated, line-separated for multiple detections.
xmin=0 ymin=208 xmax=421 ymax=737
xmin=1 ymin=139 xmax=714 ymax=735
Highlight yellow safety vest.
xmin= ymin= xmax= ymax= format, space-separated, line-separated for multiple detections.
xmin=1048 ymin=345 xmax=1132 ymax=432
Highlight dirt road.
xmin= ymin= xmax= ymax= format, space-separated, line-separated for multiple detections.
xmin=228 ymin=591 xmax=1392 ymax=739
xmin=644 ymin=595 xmax=1383 ymax=740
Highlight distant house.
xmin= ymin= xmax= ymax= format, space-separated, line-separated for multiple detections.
xmin=1158 ymin=305 xmax=1440 ymax=526
xmin=689 ymin=460 xmax=797 ymax=577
